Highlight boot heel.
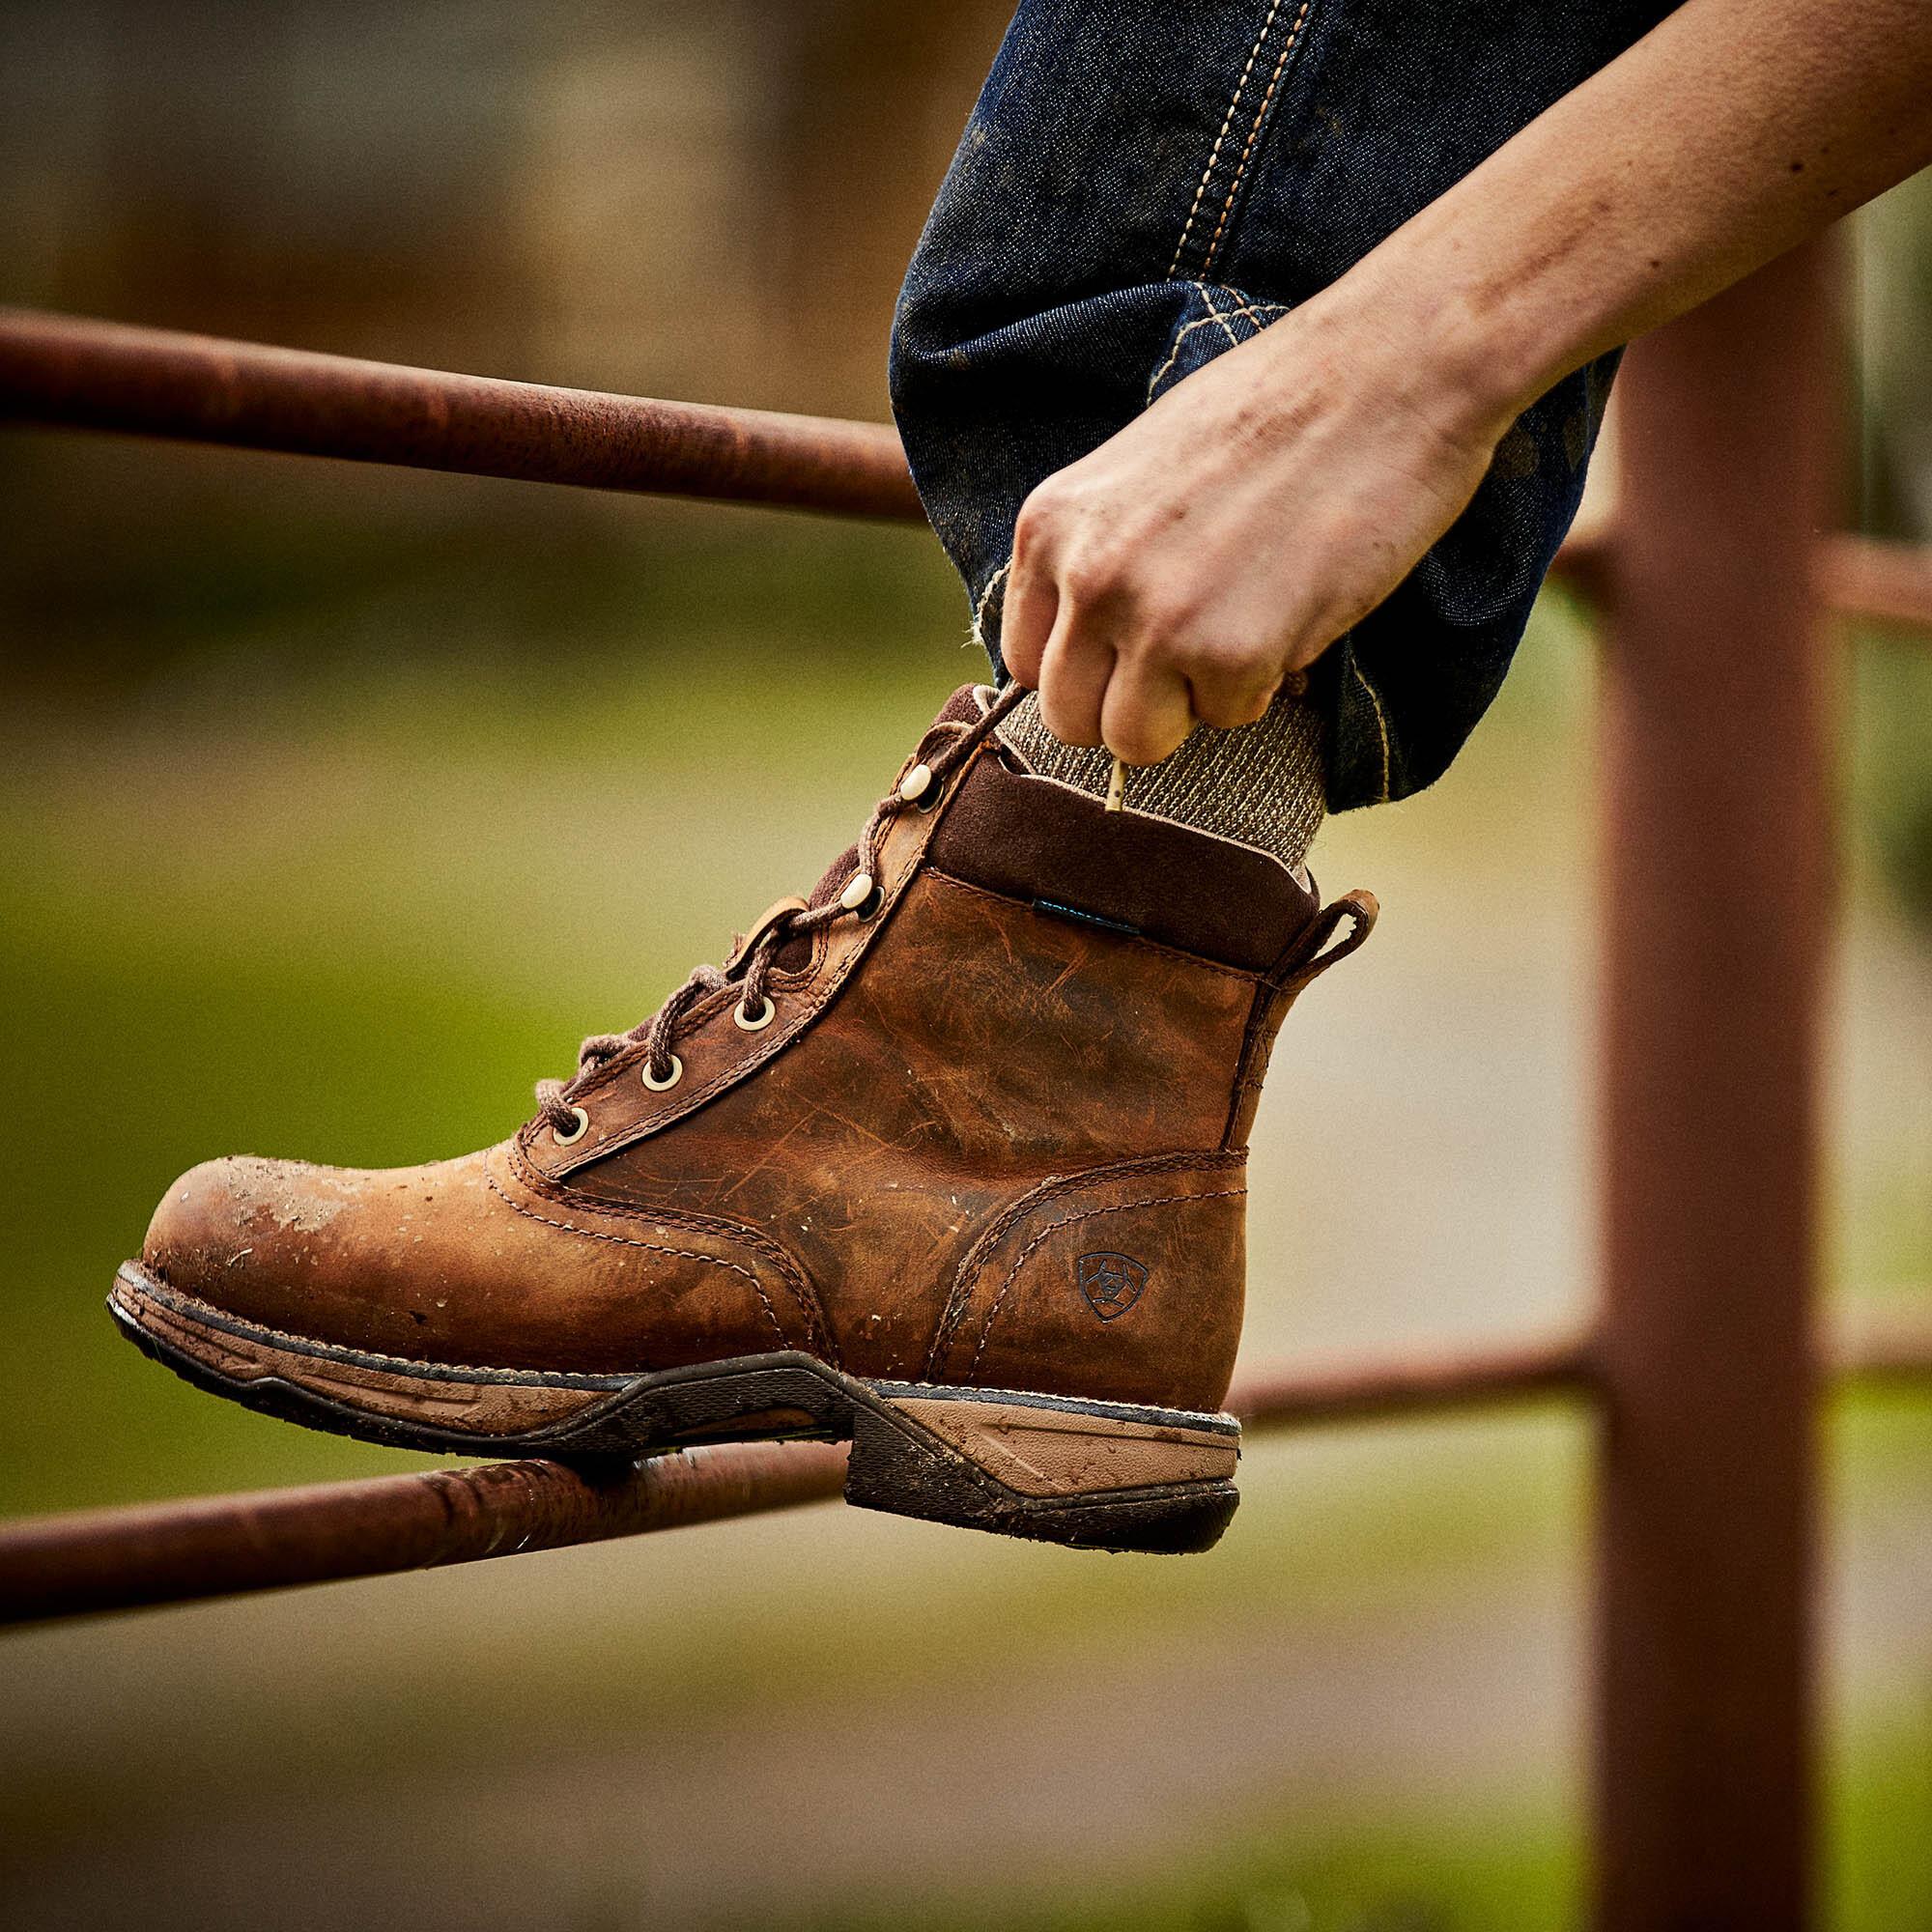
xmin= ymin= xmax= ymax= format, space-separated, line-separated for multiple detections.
xmin=844 ymin=1383 xmax=1240 ymax=1554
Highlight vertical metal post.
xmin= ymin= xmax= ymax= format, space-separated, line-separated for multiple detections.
xmin=1592 ymin=239 xmax=1840 ymax=1930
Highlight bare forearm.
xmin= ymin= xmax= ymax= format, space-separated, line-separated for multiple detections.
xmin=1339 ymin=0 xmax=1932 ymax=436
xmin=1006 ymin=0 xmax=1932 ymax=764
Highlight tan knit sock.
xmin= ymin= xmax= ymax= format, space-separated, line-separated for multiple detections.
xmin=998 ymin=687 xmax=1326 ymax=875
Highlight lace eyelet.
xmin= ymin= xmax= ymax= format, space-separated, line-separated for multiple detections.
xmin=640 ymin=1054 xmax=684 ymax=1093
xmin=734 ymin=995 xmax=776 ymax=1033
xmin=553 ymin=1106 xmax=590 ymax=1148
xmin=898 ymin=762 xmax=938 ymax=809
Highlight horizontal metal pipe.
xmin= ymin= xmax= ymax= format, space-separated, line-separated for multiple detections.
xmin=0 ymin=309 xmax=925 ymax=521
xmin=0 ymin=1440 xmax=850 ymax=1626
xmin=1229 ymin=1330 xmax=1595 ymax=1428
xmin=1836 ymin=1307 xmax=1932 ymax=1384
xmin=1816 ymin=534 xmax=1932 ymax=636
xmin=3 ymin=1320 xmax=1928 ymax=1628
xmin=5 ymin=313 xmax=1929 ymax=646
xmin=0 ymin=1335 xmax=1591 ymax=1627
xmin=1553 ymin=530 xmax=1932 ymax=639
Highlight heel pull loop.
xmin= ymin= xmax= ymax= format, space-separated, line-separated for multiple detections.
xmin=1271 ymin=889 xmax=1378 ymax=996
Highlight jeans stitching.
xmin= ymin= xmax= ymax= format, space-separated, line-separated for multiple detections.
xmin=1350 ymin=654 xmax=1393 ymax=802
xmin=1200 ymin=0 xmax=1315 ymax=277
xmin=1203 ymin=285 xmax=1246 ymax=350
xmin=1145 ymin=290 xmax=1288 ymax=405
xmin=1167 ymin=0 xmax=1290 ymax=279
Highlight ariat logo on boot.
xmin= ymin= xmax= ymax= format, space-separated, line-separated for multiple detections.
xmin=1077 ymin=1251 xmax=1148 ymax=1321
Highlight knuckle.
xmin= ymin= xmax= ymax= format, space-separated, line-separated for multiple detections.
xmin=1128 ymin=588 xmax=1196 ymax=643
xmin=1011 ymin=501 xmax=1052 ymax=559
xmin=1195 ymin=685 xmax=1273 ymax=730
xmin=1055 ymin=551 xmax=1118 ymax=607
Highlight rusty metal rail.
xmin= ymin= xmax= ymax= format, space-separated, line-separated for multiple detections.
xmin=2 ymin=307 xmax=1930 ymax=638
xmin=5 ymin=1321 xmax=1928 ymax=1628
xmin=0 ymin=1333 xmax=1587 ymax=1626
xmin=0 ymin=309 xmax=923 ymax=521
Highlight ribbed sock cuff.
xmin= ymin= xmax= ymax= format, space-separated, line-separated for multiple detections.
xmin=998 ymin=688 xmax=1326 ymax=875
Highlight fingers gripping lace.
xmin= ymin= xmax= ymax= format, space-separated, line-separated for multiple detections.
xmin=533 ymin=685 xmax=1028 ymax=1140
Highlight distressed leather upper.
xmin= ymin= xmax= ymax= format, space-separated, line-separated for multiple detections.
xmin=144 ymin=687 xmax=1370 ymax=1412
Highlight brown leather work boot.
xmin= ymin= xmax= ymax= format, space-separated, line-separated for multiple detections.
xmin=112 ymin=685 xmax=1374 ymax=1552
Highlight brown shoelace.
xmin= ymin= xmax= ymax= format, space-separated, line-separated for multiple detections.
xmin=535 ymin=682 xmax=1029 ymax=1142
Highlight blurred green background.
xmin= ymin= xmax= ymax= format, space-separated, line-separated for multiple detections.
xmin=2 ymin=5 xmax=1930 ymax=1928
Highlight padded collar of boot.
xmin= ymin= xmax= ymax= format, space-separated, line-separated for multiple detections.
xmin=928 ymin=740 xmax=1321 ymax=974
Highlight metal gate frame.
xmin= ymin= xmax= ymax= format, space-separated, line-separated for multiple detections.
xmin=4 ymin=233 xmax=1932 ymax=1926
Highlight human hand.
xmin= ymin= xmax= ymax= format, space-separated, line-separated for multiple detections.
xmin=998 ymin=291 xmax=1510 ymax=765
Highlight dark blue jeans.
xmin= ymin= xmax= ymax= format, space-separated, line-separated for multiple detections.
xmin=891 ymin=0 xmax=1674 ymax=811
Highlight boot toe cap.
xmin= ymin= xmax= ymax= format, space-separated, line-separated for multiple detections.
xmin=139 ymin=1153 xmax=427 ymax=1344
xmin=144 ymin=1156 xmax=298 ymax=1297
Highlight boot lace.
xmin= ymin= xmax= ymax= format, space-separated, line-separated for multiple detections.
xmin=534 ymin=683 xmax=1027 ymax=1139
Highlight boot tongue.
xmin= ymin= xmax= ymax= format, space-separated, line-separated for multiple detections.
xmin=936 ymin=682 xmax=994 ymax=728
xmin=804 ymin=843 xmax=862 ymax=914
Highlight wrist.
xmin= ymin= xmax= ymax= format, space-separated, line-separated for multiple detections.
xmin=1309 ymin=182 xmax=1613 ymax=445
xmin=1273 ymin=248 xmax=1533 ymax=458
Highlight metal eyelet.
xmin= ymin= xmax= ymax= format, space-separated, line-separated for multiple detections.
xmin=838 ymin=869 xmax=884 ymax=920
xmin=640 ymin=1054 xmax=684 ymax=1093
xmin=734 ymin=995 xmax=776 ymax=1033
xmin=553 ymin=1106 xmax=590 ymax=1148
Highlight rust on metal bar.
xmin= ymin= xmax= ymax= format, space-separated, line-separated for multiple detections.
xmin=1230 ymin=1329 xmax=1594 ymax=1428
xmin=1590 ymin=240 xmax=1839 ymax=1932
xmin=0 ymin=1440 xmax=848 ymax=1627
xmin=0 ymin=309 xmax=926 ymax=522
xmin=1816 ymin=534 xmax=1932 ymax=636
xmin=0 ymin=1334 xmax=1595 ymax=1628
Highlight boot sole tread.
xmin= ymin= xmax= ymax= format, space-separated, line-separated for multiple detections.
xmin=108 ymin=1262 xmax=1239 ymax=1555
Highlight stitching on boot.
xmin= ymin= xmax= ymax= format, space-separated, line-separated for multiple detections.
xmin=127 ymin=1267 xmax=629 ymax=1386
xmin=483 ymin=1165 xmax=789 ymax=1350
xmin=1222 ymin=978 xmax=1299 ymax=1150
xmin=541 ymin=752 xmax=979 ymax=1179
xmin=964 ymin=1187 xmax=1248 ymax=1383
xmin=924 ymin=1150 xmax=1247 ymax=1377
xmin=504 ymin=1142 xmax=833 ymax=1359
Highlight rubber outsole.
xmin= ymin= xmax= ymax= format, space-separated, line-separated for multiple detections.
xmin=108 ymin=1264 xmax=1240 ymax=1554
